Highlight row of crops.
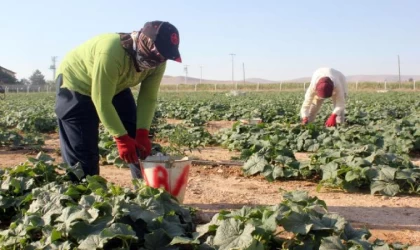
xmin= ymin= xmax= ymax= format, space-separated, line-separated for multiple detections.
xmin=0 ymin=154 xmax=417 ymax=249
xmin=0 ymin=92 xmax=419 ymax=196
xmin=0 ymin=91 xmax=419 ymax=249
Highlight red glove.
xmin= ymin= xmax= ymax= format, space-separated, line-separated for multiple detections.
xmin=325 ymin=114 xmax=337 ymax=127
xmin=136 ymin=129 xmax=152 ymax=160
xmin=115 ymin=135 xmax=139 ymax=163
xmin=301 ymin=117 xmax=309 ymax=125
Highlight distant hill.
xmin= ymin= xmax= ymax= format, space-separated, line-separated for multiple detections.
xmin=161 ymin=75 xmax=263 ymax=85
xmin=278 ymin=75 xmax=420 ymax=83
xmin=161 ymin=75 xmax=420 ymax=85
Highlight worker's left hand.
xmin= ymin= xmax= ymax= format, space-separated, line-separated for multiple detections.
xmin=136 ymin=129 xmax=152 ymax=160
xmin=325 ymin=114 xmax=337 ymax=127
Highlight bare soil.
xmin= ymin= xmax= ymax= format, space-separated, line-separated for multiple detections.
xmin=1 ymin=123 xmax=419 ymax=246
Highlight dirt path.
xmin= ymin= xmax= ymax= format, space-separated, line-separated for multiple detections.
xmin=1 ymin=129 xmax=420 ymax=245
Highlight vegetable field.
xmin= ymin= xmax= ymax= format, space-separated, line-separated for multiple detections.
xmin=0 ymin=91 xmax=419 ymax=249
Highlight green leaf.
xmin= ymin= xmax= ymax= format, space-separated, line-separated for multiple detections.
xmin=55 ymin=206 xmax=96 ymax=228
xmin=319 ymin=236 xmax=346 ymax=250
xmin=69 ymin=216 xmax=114 ymax=241
xmin=213 ymin=219 xmax=258 ymax=250
xmin=321 ymin=163 xmax=338 ymax=181
xmin=78 ymin=234 xmax=104 ymax=249
xmin=278 ymin=211 xmax=312 ymax=235
xmin=86 ymin=175 xmax=108 ymax=192
xmin=101 ymin=223 xmax=137 ymax=240
xmin=144 ymin=229 xmax=173 ymax=250
xmin=282 ymin=190 xmax=310 ymax=203
xmin=370 ymin=181 xmax=400 ymax=196
xmin=169 ymin=236 xmax=200 ymax=245
xmin=378 ymin=167 xmax=397 ymax=182
xmin=343 ymin=222 xmax=371 ymax=241
xmin=311 ymin=213 xmax=346 ymax=233
xmin=345 ymin=170 xmax=361 ymax=182
xmin=243 ymin=154 xmax=268 ymax=176
xmin=348 ymin=238 xmax=373 ymax=250
xmin=42 ymin=241 xmax=74 ymax=250
xmin=148 ymin=217 xmax=186 ymax=238
xmin=260 ymin=209 xmax=278 ymax=232
xmin=50 ymin=228 xmax=62 ymax=242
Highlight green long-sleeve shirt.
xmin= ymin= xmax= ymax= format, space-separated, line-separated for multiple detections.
xmin=57 ymin=33 xmax=165 ymax=137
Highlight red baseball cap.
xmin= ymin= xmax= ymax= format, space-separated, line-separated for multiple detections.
xmin=316 ymin=77 xmax=334 ymax=98
xmin=141 ymin=21 xmax=182 ymax=63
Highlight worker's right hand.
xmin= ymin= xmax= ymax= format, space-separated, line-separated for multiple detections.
xmin=115 ymin=134 xmax=139 ymax=163
xmin=301 ymin=117 xmax=309 ymax=125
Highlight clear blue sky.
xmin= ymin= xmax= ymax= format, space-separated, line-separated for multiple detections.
xmin=1 ymin=0 xmax=419 ymax=81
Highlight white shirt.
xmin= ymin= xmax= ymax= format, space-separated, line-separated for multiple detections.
xmin=300 ymin=67 xmax=348 ymax=118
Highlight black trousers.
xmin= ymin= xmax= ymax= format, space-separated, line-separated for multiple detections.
xmin=54 ymin=74 xmax=139 ymax=178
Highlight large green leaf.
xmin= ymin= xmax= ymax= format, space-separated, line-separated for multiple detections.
xmin=370 ymin=181 xmax=400 ymax=196
xmin=148 ymin=217 xmax=186 ymax=238
xmin=144 ymin=228 xmax=174 ymax=250
xmin=101 ymin=223 xmax=137 ymax=240
xmin=311 ymin=213 xmax=346 ymax=233
xmin=213 ymin=219 xmax=259 ymax=250
xmin=55 ymin=206 xmax=97 ymax=228
xmin=169 ymin=236 xmax=200 ymax=245
xmin=342 ymin=223 xmax=371 ymax=241
xmin=243 ymin=154 xmax=268 ymax=176
xmin=278 ymin=211 xmax=312 ymax=235
xmin=69 ymin=216 xmax=114 ymax=241
xmin=319 ymin=236 xmax=346 ymax=250
xmin=321 ymin=163 xmax=338 ymax=181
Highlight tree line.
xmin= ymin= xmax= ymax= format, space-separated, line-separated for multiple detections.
xmin=0 ymin=69 xmax=49 ymax=85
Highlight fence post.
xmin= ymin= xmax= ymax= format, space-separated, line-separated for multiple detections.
xmin=384 ymin=80 xmax=387 ymax=90
xmin=214 ymin=83 xmax=217 ymax=91
xmin=256 ymin=82 xmax=260 ymax=91
xmin=356 ymin=81 xmax=358 ymax=90
xmin=194 ymin=83 xmax=197 ymax=92
xmin=303 ymin=82 xmax=306 ymax=91
xmin=414 ymin=80 xmax=416 ymax=90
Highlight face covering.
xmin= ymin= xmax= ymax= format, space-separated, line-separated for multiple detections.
xmin=119 ymin=31 xmax=166 ymax=72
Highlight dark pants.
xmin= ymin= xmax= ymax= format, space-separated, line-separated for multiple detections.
xmin=55 ymin=74 xmax=141 ymax=179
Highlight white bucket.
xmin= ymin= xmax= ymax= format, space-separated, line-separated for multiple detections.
xmin=140 ymin=155 xmax=191 ymax=203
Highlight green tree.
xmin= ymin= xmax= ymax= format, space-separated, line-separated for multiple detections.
xmin=0 ymin=69 xmax=17 ymax=84
xmin=19 ymin=78 xmax=31 ymax=85
xmin=29 ymin=70 xmax=46 ymax=85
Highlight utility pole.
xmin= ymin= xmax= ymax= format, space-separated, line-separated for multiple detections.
xmin=199 ymin=65 xmax=203 ymax=84
xmin=184 ymin=65 xmax=189 ymax=85
xmin=242 ymin=63 xmax=245 ymax=84
xmin=49 ymin=56 xmax=58 ymax=81
xmin=229 ymin=53 xmax=236 ymax=86
xmin=398 ymin=55 xmax=401 ymax=88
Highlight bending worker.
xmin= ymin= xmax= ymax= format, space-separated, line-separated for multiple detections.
xmin=55 ymin=21 xmax=182 ymax=180
xmin=300 ymin=67 xmax=348 ymax=127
